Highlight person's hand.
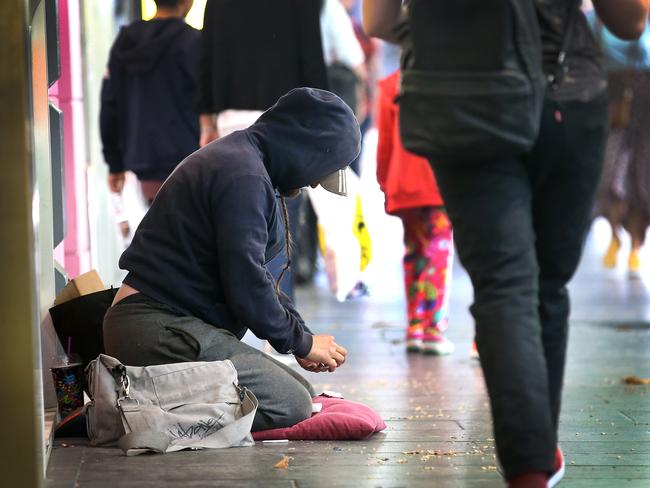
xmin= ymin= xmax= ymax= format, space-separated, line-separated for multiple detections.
xmin=199 ymin=113 xmax=219 ymax=147
xmin=298 ymin=334 xmax=348 ymax=372
xmin=296 ymin=357 xmax=329 ymax=373
xmin=199 ymin=127 xmax=219 ymax=147
xmin=108 ymin=172 xmax=125 ymax=193
xmin=362 ymin=0 xmax=407 ymax=43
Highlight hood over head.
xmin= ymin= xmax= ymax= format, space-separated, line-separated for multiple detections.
xmin=247 ymin=88 xmax=361 ymax=194
xmin=113 ymin=19 xmax=188 ymax=74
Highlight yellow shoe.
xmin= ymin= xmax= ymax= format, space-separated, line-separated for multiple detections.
xmin=603 ymin=239 xmax=620 ymax=268
xmin=628 ymin=249 xmax=641 ymax=273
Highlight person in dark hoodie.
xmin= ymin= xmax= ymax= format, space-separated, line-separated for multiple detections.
xmin=100 ymin=0 xmax=199 ymax=204
xmin=103 ymin=88 xmax=361 ymax=431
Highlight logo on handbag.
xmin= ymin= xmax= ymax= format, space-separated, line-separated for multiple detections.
xmin=168 ymin=418 xmax=224 ymax=440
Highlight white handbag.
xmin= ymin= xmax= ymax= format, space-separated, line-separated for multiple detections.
xmin=84 ymin=354 xmax=258 ymax=456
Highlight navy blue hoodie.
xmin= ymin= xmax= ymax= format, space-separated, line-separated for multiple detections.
xmin=100 ymin=18 xmax=200 ymax=180
xmin=119 ymin=88 xmax=361 ymax=357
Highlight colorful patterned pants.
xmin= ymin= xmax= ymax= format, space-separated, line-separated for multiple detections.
xmin=397 ymin=207 xmax=453 ymax=335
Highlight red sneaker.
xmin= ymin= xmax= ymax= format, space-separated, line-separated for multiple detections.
xmin=508 ymin=473 xmax=546 ymax=488
xmin=406 ymin=325 xmax=423 ymax=352
xmin=548 ymin=447 xmax=565 ymax=487
xmin=470 ymin=341 xmax=479 ymax=360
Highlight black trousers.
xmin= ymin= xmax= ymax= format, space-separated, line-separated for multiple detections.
xmin=431 ymin=93 xmax=608 ymax=479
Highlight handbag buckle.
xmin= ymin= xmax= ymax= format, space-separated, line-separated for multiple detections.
xmin=113 ymin=364 xmax=138 ymax=409
xmin=117 ymin=396 xmax=140 ymax=411
xmin=120 ymin=371 xmax=131 ymax=398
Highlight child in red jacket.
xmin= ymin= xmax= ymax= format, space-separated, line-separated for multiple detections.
xmin=376 ymin=70 xmax=454 ymax=355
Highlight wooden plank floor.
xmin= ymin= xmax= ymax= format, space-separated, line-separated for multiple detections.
xmin=45 ymin=222 xmax=650 ymax=487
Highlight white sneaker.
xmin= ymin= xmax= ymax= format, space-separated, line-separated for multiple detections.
xmin=406 ymin=326 xmax=424 ymax=352
xmin=422 ymin=334 xmax=455 ymax=355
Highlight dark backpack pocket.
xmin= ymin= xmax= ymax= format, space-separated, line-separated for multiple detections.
xmin=398 ymin=69 xmax=540 ymax=162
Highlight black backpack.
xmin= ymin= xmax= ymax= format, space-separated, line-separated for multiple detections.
xmin=398 ymin=0 xmax=578 ymax=162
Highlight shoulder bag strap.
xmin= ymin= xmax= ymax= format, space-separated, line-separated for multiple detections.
xmin=548 ymin=0 xmax=583 ymax=90
xmin=116 ymin=398 xmax=173 ymax=456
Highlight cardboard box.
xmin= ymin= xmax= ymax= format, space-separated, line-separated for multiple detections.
xmin=54 ymin=269 xmax=106 ymax=306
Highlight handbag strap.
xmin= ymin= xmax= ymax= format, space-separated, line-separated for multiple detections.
xmin=116 ymin=397 xmax=173 ymax=456
xmin=118 ymin=431 xmax=171 ymax=456
xmin=548 ymin=0 xmax=583 ymax=90
xmin=116 ymin=387 xmax=258 ymax=456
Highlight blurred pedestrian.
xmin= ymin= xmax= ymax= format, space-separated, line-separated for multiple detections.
xmin=320 ymin=0 xmax=367 ymax=174
xmin=364 ymin=1 xmax=650 ymax=487
xmin=197 ymin=0 xmax=329 ymax=300
xmin=198 ymin=0 xmax=328 ymax=145
xmin=100 ymin=0 xmax=199 ymax=205
xmin=592 ymin=16 xmax=650 ymax=274
xmin=341 ymin=0 xmax=380 ymax=136
xmin=376 ymin=70 xmax=454 ymax=355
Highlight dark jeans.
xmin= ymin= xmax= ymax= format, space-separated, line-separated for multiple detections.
xmin=103 ymin=294 xmax=315 ymax=432
xmin=431 ymin=93 xmax=608 ymax=479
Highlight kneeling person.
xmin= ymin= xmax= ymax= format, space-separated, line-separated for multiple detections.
xmin=103 ymin=88 xmax=360 ymax=431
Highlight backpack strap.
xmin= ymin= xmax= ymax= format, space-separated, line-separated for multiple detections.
xmin=548 ymin=0 xmax=583 ymax=90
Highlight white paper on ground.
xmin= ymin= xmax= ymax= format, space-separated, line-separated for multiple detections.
xmin=321 ymin=390 xmax=343 ymax=399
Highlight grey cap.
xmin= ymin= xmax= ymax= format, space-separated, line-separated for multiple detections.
xmin=318 ymin=168 xmax=349 ymax=196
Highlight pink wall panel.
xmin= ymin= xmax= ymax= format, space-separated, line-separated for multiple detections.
xmin=48 ymin=0 xmax=89 ymax=279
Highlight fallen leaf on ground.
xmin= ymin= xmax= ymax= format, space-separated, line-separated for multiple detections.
xmin=622 ymin=376 xmax=650 ymax=385
xmin=274 ymin=456 xmax=292 ymax=469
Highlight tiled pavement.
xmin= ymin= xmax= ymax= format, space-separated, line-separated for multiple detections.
xmin=45 ymin=217 xmax=650 ymax=487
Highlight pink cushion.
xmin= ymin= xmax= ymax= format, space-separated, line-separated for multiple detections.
xmin=252 ymin=395 xmax=386 ymax=441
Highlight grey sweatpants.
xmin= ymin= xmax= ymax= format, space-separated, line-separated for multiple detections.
xmin=103 ymin=293 xmax=315 ymax=432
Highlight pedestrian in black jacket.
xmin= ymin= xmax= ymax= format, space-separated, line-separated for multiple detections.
xmin=197 ymin=0 xmax=328 ymax=145
xmin=365 ymin=1 xmax=649 ymax=487
xmin=100 ymin=0 xmax=199 ymax=203
xmin=103 ymin=88 xmax=361 ymax=431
